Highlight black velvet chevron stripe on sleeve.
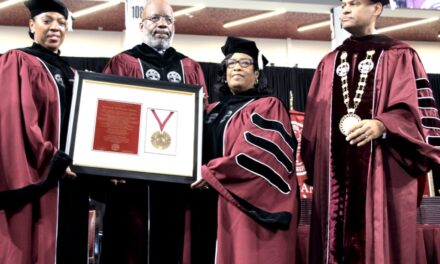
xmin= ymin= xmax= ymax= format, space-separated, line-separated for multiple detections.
xmin=228 ymin=191 xmax=292 ymax=230
xmin=236 ymin=153 xmax=291 ymax=194
xmin=418 ymin=98 xmax=437 ymax=108
xmin=427 ymin=136 xmax=440 ymax=146
xmin=417 ymin=78 xmax=430 ymax=89
xmin=251 ymin=113 xmax=297 ymax=151
xmin=416 ymin=78 xmax=440 ymax=147
xmin=422 ymin=117 xmax=440 ymax=129
xmin=244 ymin=132 xmax=293 ymax=172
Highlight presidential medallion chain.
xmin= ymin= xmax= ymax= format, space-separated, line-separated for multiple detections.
xmin=336 ymin=49 xmax=375 ymax=135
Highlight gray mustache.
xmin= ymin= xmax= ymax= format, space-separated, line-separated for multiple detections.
xmin=153 ymin=30 xmax=170 ymax=36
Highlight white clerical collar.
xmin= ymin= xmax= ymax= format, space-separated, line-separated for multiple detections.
xmin=156 ymin=49 xmax=166 ymax=55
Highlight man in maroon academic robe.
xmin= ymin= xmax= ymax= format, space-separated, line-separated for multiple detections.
xmin=100 ymin=0 xmax=207 ymax=263
xmin=0 ymin=1 xmax=75 ymax=263
xmin=301 ymin=0 xmax=440 ymax=263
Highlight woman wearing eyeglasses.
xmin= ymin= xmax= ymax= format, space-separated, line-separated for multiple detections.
xmin=0 ymin=0 xmax=76 ymax=263
xmin=191 ymin=36 xmax=299 ymax=264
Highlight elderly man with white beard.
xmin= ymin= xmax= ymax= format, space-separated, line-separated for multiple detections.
xmin=100 ymin=1 xmax=207 ymax=263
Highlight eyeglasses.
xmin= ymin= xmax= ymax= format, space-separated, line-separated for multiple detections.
xmin=225 ymin=58 xmax=254 ymax=69
xmin=143 ymin=15 xmax=174 ymax=25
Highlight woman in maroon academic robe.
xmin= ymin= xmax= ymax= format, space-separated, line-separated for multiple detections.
xmin=0 ymin=1 xmax=76 ymax=263
xmin=191 ymin=36 xmax=299 ymax=264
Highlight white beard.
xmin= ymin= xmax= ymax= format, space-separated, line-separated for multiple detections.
xmin=142 ymin=31 xmax=174 ymax=51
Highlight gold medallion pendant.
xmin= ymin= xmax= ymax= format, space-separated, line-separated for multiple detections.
xmin=151 ymin=131 xmax=171 ymax=150
xmin=150 ymin=109 xmax=175 ymax=150
xmin=339 ymin=113 xmax=361 ymax=136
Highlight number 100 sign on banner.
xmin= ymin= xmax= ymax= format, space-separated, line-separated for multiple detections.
xmin=124 ymin=0 xmax=146 ymax=48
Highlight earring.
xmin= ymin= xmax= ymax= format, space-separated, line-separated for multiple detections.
xmin=255 ymin=78 xmax=259 ymax=85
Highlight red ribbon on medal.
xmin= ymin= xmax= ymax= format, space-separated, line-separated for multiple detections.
xmin=151 ymin=109 xmax=174 ymax=132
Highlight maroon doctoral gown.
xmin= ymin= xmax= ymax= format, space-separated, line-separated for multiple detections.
xmin=0 ymin=48 xmax=73 ymax=264
xmin=302 ymin=35 xmax=440 ymax=264
xmin=103 ymin=43 xmax=207 ymax=95
xmin=199 ymin=92 xmax=299 ymax=264
xmin=101 ymin=43 xmax=207 ymax=264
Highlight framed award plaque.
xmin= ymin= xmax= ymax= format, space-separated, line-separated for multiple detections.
xmin=66 ymin=71 xmax=203 ymax=184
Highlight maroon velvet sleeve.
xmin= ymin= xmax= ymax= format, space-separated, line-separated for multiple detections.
xmin=102 ymin=53 xmax=143 ymax=78
xmin=374 ymin=49 xmax=440 ymax=175
xmin=182 ymin=58 xmax=208 ymax=101
xmin=202 ymin=97 xmax=297 ymax=219
xmin=0 ymin=51 xmax=60 ymax=192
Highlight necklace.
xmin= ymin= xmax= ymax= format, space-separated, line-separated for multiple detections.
xmin=336 ymin=50 xmax=375 ymax=136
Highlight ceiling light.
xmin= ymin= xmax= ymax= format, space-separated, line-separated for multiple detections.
xmin=438 ymin=32 xmax=440 ymax=38
xmin=0 ymin=0 xmax=24 ymax=9
xmin=73 ymin=0 xmax=121 ymax=19
xmin=297 ymin=20 xmax=331 ymax=32
xmin=376 ymin=16 xmax=439 ymax=34
xmin=223 ymin=9 xmax=286 ymax=28
xmin=174 ymin=5 xmax=205 ymax=18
